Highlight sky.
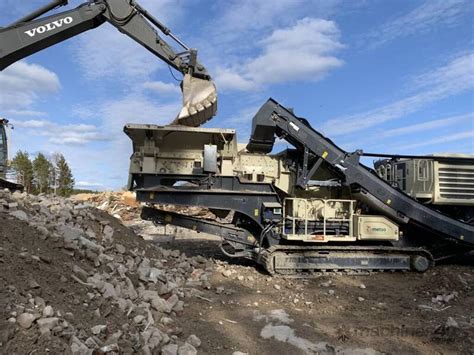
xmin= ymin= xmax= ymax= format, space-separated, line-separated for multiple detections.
xmin=0 ymin=0 xmax=473 ymax=190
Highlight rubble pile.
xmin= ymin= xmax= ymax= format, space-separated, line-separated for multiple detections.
xmin=72 ymin=192 xmax=140 ymax=221
xmin=73 ymin=191 xmax=218 ymax=222
xmin=0 ymin=189 xmax=212 ymax=354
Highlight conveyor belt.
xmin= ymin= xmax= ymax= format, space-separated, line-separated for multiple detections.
xmin=247 ymin=98 xmax=474 ymax=246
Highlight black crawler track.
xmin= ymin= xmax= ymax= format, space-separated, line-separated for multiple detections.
xmin=257 ymin=245 xmax=434 ymax=277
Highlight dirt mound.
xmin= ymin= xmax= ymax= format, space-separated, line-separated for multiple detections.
xmin=0 ymin=190 xmax=212 ymax=354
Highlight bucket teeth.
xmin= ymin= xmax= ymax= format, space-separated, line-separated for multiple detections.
xmin=172 ymin=74 xmax=218 ymax=127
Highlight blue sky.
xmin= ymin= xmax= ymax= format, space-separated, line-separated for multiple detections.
xmin=1 ymin=0 xmax=473 ymax=190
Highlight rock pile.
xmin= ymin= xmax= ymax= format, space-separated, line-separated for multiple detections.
xmin=0 ymin=189 xmax=211 ymax=354
xmin=72 ymin=191 xmax=140 ymax=221
xmin=72 ymin=191 xmax=219 ymax=223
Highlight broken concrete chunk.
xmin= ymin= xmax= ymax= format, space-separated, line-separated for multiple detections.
xmin=162 ymin=344 xmax=178 ymax=355
xmin=85 ymin=337 xmax=100 ymax=349
xmin=17 ymin=313 xmax=36 ymax=329
xmin=151 ymin=297 xmax=172 ymax=313
xmin=70 ymin=336 xmax=90 ymax=355
xmin=37 ymin=317 xmax=59 ymax=335
xmin=91 ymin=324 xmax=107 ymax=335
xmin=167 ymin=294 xmax=180 ymax=309
xmin=7 ymin=202 xmax=19 ymax=209
xmin=187 ymin=334 xmax=201 ymax=348
xmin=28 ymin=279 xmax=41 ymax=289
xmin=446 ymin=317 xmax=459 ymax=328
xmin=100 ymin=343 xmax=120 ymax=353
xmin=174 ymin=301 xmax=184 ymax=312
xmin=133 ymin=315 xmax=146 ymax=324
xmin=141 ymin=289 xmax=160 ymax=302
xmin=10 ymin=210 xmax=28 ymax=221
xmin=34 ymin=296 xmax=46 ymax=309
xmin=103 ymin=225 xmax=114 ymax=242
xmin=178 ymin=342 xmax=197 ymax=355
xmin=101 ymin=282 xmax=117 ymax=299
xmin=42 ymin=305 xmax=54 ymax=317
xmin=73 ymin=265 xmax=90 ymax=283
xmin=115 ymin=244 xmax=126 ymax=254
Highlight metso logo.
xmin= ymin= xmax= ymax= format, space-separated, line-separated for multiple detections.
xmin=24 ymin=17 xmax=73 ymax=37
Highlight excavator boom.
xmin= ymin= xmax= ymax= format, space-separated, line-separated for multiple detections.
xmin=0 ymin=0 xmax=217 ymax=126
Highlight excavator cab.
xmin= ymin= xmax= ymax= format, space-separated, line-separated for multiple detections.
xmin=0 ymin=119 xmax=8 ymax=178
xmin=0 ymin=119 xmax=23 ymax=191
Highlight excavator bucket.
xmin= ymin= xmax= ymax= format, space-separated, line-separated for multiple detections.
xmin=172 ymin=74 xmax=218 ymax=127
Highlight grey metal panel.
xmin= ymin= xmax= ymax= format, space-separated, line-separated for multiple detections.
xmin=203 ymin=145 xmax=218 ymax=173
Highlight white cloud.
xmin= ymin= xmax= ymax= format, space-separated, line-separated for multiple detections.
xmin=71 ymin=105 xmax=97 ymax=120
xmin=72 ymin=0 xmax=183 ymax=81
xmin=13 ymin=120 xmax=47 ymax=129
xmin=4 ymin=109 xmax=47 ymax=118
xmin=340 ymin=112 xmax=474 ymax=152
xmin=88 ymin=94 xmax=182 ymax=188
xmin=73 ymin=26 xmax=160 ymax=81
xmin=381 ymin=113 xmax=473 ymax=137
xmin=48 ymin=132 xmax=106 ymax=145
xmin=12 ymin=119 xmax=108 ymax=146
xmin=322 ymin=52 xmax=474 ymax=136
xmin=100 ymin=94 xmax=181 ymax=135
xmin=411 ymin=52 xmax=474 ymax=92
xmin=0 ymin=61 xmax=60 ymax=110
xmin=399 ymin=131 xmax=474 ymax=151
xmin=214 ymin=68 xmax=256 ymax=92
xmin=365 ymin=0 xmax=472 ymax=47
xmin=209 ymin=0 xmax=340 ymax=45
xmin=143 ymin=81 xmax=180 ymax=95
xmin=215 ymin=18 xmax=344 ymax=91
xmin=249 ymin=18 xmax=344 ymax=84
xmin=76 ymin=181 xmax=104 ymax=188
xmin=225 ymin=105 xmax=261 ymax=126
xmin=214 ymin=1 xmax=308 ymax=33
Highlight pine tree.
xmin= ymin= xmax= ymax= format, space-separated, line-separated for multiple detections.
xmin=54 ymin=154 xmax=75 ymax=197
xmin=33 ymin=153 xmax=52 ymax=194
xmin=11 ymin=151 xmax=34 ymax=193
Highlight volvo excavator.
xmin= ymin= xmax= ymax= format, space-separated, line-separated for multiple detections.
xmin=0 ymin=0 xmax=217 ymax=126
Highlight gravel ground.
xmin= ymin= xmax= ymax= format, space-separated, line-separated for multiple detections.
xmin=1 ymin=190 xmax=472 ymax=354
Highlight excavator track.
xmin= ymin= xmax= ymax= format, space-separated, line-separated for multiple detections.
xmin=0 ymin=177 xmax=23 ymax=192
xmin=258 ymin=245 xmax=433 ymax=277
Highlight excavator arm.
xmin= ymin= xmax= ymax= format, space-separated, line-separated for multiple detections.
xmin=0 ymin=0 xmax=217 ymax=126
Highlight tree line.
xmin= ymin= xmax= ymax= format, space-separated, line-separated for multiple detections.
xmin=11 ymin=152 xmax=75 ymax=196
